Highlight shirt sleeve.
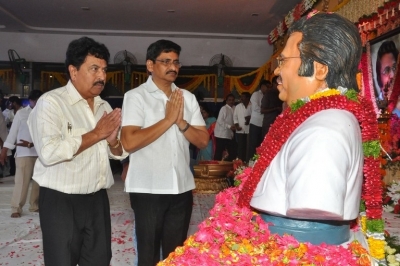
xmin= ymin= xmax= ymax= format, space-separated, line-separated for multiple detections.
xmin=28 ymin=95 xmax=82 ymax=166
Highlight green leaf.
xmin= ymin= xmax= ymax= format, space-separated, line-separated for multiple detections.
xmin=363 ymin=140 xmax=381 ymax=158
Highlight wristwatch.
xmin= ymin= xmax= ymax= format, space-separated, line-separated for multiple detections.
xmin=27 ymin=143 xmax=32 ymax=148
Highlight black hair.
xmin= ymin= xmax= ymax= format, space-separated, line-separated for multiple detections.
xmin=200 ymin=104 xmax=214 ymax=118
xmin=241 ymin=92 xmax=251 ymax=99
xmin=8 ymin=96 xmax=22 ymax=106
xmin=65 ymin=37 xmax=110 ymax=79
xmin=376 ymin=40 xmax=399 ymax=88
xmin=146 ymin=40 xmax=181 ymax=62
xmin=28 ymin=90 xmax=43 ymax=101
xmin=259 ymin=79 xmax=271 ymax=88
xmin=288 ymin=12 xmax=362 ymax=91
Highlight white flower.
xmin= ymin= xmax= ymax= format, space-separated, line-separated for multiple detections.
xmin=384 ymin=205 xmax=395 ymax=213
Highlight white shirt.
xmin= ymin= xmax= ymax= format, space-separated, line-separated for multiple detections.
xmin=2 ymin=109 xmax=14 ymax=125
xmin=214 ymin=104 xmax=235 ymax=139
xmin=251 ymin=110 xmax=363 ymax=220
xmin=233 ymin=102 xmax=250 ymax=134
xmin=122 ymin=76 xmax=205 ymax=194
xmin=0 ymin=112 xmax=10 ymax=155
xmin=27 ymin=81 xmax=128 ymax=194
xmin=4 ymin=106 xmax=37 ymax=158
xmin=248 ymin=90 xmax=264 ymax=127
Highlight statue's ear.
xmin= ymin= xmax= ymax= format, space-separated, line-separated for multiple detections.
xmin=314 ymin=61 xmax=328 ymax=82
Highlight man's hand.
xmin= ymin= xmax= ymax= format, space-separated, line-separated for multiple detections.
xmin=94 ymin=108 xmax=121 ymax=141
xmin=16 ymin=139 xmax=32 ymax=148
xmin=165 ymin=89 xmax=182 ymax=125
xmin=0 ymin=148 xmax=8 ymax=166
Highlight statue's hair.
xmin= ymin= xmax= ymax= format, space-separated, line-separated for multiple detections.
xmin=288 ymin=12 xmax=362 ymax=91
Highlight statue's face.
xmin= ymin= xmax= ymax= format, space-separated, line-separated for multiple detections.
xmin=273 ymin=32 xmax=324 ymax=105
xmin=379 ymin=52 xmax=396 ymax=89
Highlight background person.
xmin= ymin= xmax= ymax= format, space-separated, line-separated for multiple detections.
xmin=121 ymin=39 xmax=208 ymax=266
xmin=261 ymin=76 xmax=283 ymax=138
xmin=246 ymin=80 xmax=270 ymax=161
xmin=3 ymin=96 xmax=22 ymax=177
xmin=196 ymin=104 xmax=217 ymax=161
xmin=233 ymin=92 xmax=251 ymax=161
xmin=213 ymin=93 xmax=237 ymax=161
xmin=27 ymin=36 xmax=126 ymax=266
xmin=0 ymin=90 xmax=42 ymax=218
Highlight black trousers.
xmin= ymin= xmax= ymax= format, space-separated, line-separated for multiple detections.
xmin=247 ymin=124 xmax=263 ymax=161
xmin=130 ymin=191 xmax=193 ymax=266
xmin=214 ymin=137 xmax=237 ymax=161
xmin=39 ymin=187 xmax=112 ymax=266
xmin=236 ymin=133 xmax=248 ymax=162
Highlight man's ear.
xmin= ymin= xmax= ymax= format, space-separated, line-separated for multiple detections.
xmin=146 ymin=60 xmax=153 ymax=73
xmin=314 ymin=61 xmax=329 ymax=81
xmin=68 ymin=65 xmax=77 ymax=81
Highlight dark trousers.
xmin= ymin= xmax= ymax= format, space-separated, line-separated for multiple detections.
xmin=130 ymin=191 xmax=193 ymax=266
xmin=236 ymin=133 xmax=248 ymax=162
xmin=39 ymin=187 xmax=112 ymax=266
xmin=247 ymin=124 xmax=263 ymax=161
xmin=214 ymin=137 xmax=237 ymax=161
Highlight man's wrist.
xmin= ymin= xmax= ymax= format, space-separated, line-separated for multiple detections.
xmin=107 ymin=139 xmax=121 ymax=149
xmin=27 ymin=142 xmax=33 ymax=148
xmin=179 ymin=121 xmax=190 ymax=133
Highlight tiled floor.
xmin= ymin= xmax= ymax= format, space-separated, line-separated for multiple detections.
xmin=0 ymin=175 xmax=216 ymax=266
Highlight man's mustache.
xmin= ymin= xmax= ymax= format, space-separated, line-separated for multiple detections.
xmin=167 ymin=71 xmax=178 ymax=75
xmin=94 ymin=80 xmax=105 ymax=86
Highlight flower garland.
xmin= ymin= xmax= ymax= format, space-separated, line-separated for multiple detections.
xmin=159 ymin=88 xmax=385 ymax=265
xmin=267 ymin=0 xmax=317 ymax=44
xmin=361 ymin=43 xmax=380 ymax=116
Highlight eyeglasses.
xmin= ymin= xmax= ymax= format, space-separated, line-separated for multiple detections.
xmin=381 ymin=65 xmax=396 ymax=76
xmin=276 ymin=56 xmax=301 ymax=67
xmin=155 ymin=59 xmax=182 ymax=68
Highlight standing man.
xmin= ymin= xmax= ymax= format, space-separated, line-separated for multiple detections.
xmin=0 ymin=90 xmax=42 ymax=218
xmin=233 ymin=92 xmax=251 ymax=161
xmin=247 ymin=80 xmax=270 ymax=161
xmin=27 ymin=37 xmax=127 ymax=266
xmin=214 ymin=94 xmax=237 ymax=161
xmin=121 ymin=39 xmax=208 ymax=266
xmin=3 ymin=96 xmax=23 ymax=176
xmin=261 ymin=76 xmax=283 ymax=138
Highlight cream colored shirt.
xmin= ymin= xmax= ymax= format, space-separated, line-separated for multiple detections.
xmin=27 ymin=81 xmax=128 ymax=194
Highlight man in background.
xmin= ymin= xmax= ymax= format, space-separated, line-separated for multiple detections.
xmin=0 ymin=90 xmax=42 ymax=218
xmin=214 ymin=93 xmax=237 ymax=161
xmin=233 ymin=92 xmax=251 ymax=161
xmin=3 ymin=96 xmax=22 ymax=176
xmin=246 ymin=80 xmax=270 ymax=161
xmin=261 ymin=76 xmax=283 ymax=138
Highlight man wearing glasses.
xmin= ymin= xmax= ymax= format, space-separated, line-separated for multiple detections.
xmin=121 ymin=39 xmax=209 ymax=266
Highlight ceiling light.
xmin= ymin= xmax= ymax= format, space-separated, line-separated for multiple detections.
xmin=251 ymin=13 xmax=259 ymax=17
xmin=81 ymin=7 xmax=90 ymax=11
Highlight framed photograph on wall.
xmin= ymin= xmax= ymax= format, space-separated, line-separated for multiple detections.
xmin=370 ymin=27 xmax=400 ymax=109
